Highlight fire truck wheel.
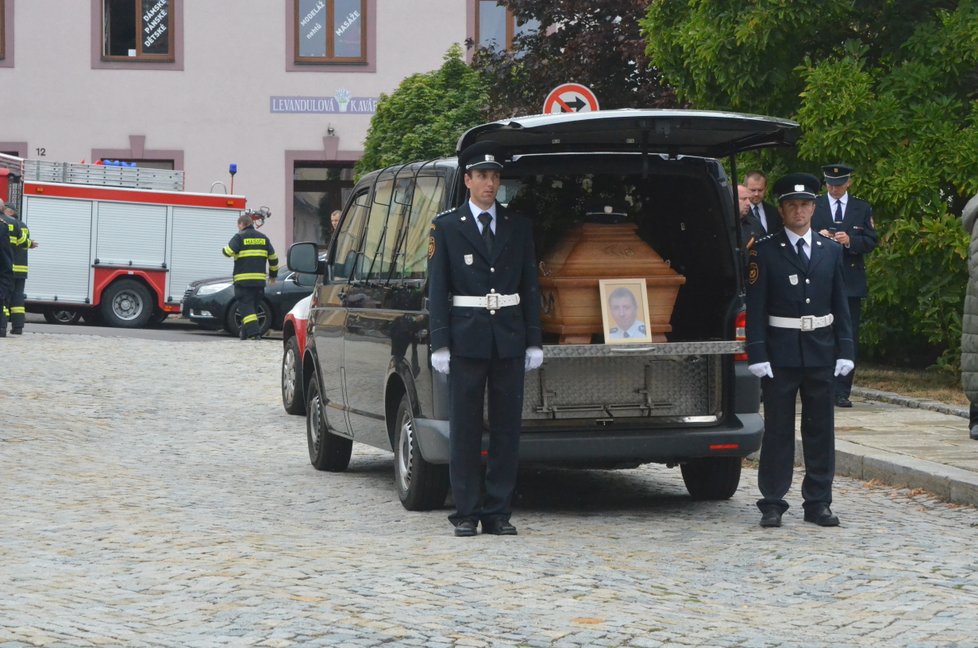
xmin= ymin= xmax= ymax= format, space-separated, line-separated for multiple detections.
xmin=305 ymin=370 xmax=352 ymax=471
xmin=100 ymin=279 xmax=154 ymax=328
xmin=43 ymin=309 xmax=82 ymax=325
xmin=226 ymin=299 xmax=272 ymax=338
xmin=393 ymin=392 xmax=449 ymax=511
xmin=680 ymin=456 xmax=742 ymax=500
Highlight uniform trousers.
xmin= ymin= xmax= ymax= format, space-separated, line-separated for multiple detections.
xmin=834 ymin=297 xmax=861 ymax=399
xmin=757 ymin=365 xmax=835 ymax=514
xmin=447 ymin=352 xmax=524 ymax=525
xmin=234 ymin=285 xmax=264 ymax=338
xmin=9 ymin=276 xmax=26 ymax=332
xmin=0 ymin=274 xmax=11 ymax=335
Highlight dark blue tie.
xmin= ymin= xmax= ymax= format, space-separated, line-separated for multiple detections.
xmin=796 ymin=238 xmax=809 ymax=268
xmin=834 ymin=200 xmax=844 ymax=224
xmin=478 ymin=212 xmax=494 ymax=254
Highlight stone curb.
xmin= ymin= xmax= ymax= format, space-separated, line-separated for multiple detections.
xmin=834 ymin=387 xmax=976 ymax=507
xmin=851 ymin=386 xmax=969 ymax=419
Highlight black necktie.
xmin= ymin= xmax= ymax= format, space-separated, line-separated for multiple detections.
xmin=834 ymin=200 xmax=844 ymax=223
xmin=753 ymin=205 xmax=764 ymax=232
xmin=478 ymin=212 xmax=494 ymax=254
xmin=796 ymin=238 xmax=809 ymax=267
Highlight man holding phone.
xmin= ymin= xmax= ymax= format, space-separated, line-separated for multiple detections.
xmin=813 ymin=164 xmax=878 ymax=408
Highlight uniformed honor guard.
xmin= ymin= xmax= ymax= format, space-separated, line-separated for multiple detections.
xmin=745 ymin=172 xmax=854 ymax=528
xmin=427 ymin=141 xmax=543 ymax=537
xmin=812 ymin=163 xmax=878 ymax=408
xmin=222 ymin=213 xmax=278 ymax=340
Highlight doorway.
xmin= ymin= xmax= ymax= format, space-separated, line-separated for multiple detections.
xmin=293 ymin=162 xmax=356 ymax=245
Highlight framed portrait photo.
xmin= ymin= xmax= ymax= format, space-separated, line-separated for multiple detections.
xmin=599 ymin=278 xmax=652 ymax=344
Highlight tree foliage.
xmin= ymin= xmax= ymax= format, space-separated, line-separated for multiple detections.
xmin=470 ymin=0 xmax=677 ymax=119
xmin=356 ymin=44 xmax=487 ymax=176
xmin=643 ymin=0 xmax=978 ymax=368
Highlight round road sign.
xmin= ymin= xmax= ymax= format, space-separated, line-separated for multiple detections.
xmin=543 ymin=83 xmax=600 ymax=114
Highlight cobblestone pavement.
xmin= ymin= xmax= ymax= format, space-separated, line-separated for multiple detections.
xmin=2 ymin=332 xmax=978 ymax=647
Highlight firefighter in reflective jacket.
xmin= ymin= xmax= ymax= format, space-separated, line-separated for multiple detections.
xmin=0 ymin=205 xmax=12 ymax=337
xmin=2 ymin=204 xmax=36 ymax=335
xmin=222 ymin=213 xmax=278 ymax=339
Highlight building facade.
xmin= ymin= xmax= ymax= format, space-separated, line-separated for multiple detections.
xmin=0 ymin=0 xmax=527 ymax=251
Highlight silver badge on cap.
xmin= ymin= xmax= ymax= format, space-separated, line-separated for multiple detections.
xmin=794 ymin=184 xmax=805 ymax=192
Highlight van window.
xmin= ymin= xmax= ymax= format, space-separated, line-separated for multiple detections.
xmin=359 ymin=175 xmax=410 ymax=281
xmin=401 ymin=174 xmax=447 ymax=280
xmin=332 ymin=190 xmax=370 ymax=280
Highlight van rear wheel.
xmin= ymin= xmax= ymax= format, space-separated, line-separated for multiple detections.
xmin=305 ymin=373 xmax=352 ymax=471
xmin=680 ymin=457 xmax=742 ymax=500
xmin=394 ymin=393 xmax=449 ymax=511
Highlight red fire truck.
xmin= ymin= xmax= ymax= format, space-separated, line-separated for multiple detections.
xmin=0 ymin=154 xmax=249 ymax=328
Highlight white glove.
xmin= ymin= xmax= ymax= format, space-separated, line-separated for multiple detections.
xmin=525 ymin=346 xmax=544 ymax=371
xmin=748 ymin=362 xmax=773 ymax=379
xmin=431 ymin=348 xmax=451 ymax=375
xmin=834 ymin=359 xmax=854 ymax=377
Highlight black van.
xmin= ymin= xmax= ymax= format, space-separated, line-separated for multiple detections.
xmin=287 ymin=109 xmax=799 ymax=511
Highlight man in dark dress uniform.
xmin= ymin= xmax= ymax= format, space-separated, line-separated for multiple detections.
xmin=427 ymin=141 xmax=543 ymax=537
xmin=746 ymin=173 xmax=854 ymax=528
xmin=812 ymin=163 xmax=878 ymax=408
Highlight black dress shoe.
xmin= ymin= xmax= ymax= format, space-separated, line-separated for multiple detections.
xmin=970 ymin=424 xmax=978 ymax=441
xmin=804 ymin=505 xmax=840 ymax=527
xmin=759 ymin=509 xmax=782 ymax=528
xmin=454 ymin=520 xmax=478 ymax=537
xmin=10 ymin=329 xmax=23 ymax=335
xmin=835 ymin=396 xmax=853 ymax=408
xmin=482 ymin=519 xmax=518 ymax=535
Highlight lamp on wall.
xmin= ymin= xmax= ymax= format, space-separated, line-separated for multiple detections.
xmin=327 ymin=124 xmax=336 ymax=136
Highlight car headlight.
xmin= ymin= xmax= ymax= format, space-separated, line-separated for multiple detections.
xmin=196 ymin=281 xmax=233 ymax=295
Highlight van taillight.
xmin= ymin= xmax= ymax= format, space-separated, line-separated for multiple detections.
xmin=735 ymin=310 xmax=748 ymax=361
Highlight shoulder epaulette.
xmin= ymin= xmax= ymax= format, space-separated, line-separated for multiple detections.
xmin=433 ymin=207 xmax=456 ymax=221
xmin=754 ymin=232 xmax=776 ymax=246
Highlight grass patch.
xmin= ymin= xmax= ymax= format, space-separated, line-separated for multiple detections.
xmin=857 ymin=362 xmax=968 ymax=407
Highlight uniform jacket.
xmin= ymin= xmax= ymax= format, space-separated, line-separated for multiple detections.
xmin=745 ymin=230 xmax=854 ymax=368
xmin=222 ymin=225 xmax=278 ymax=287
xmin=3 ymin=215 xmax=26 ymax=274
xmin=0 ymin=219 xmax=12 ymax=293
xmin=812 ymin=194 xmax=877 ymax=298
xmin=427 ymin=202 xmax=542 ymax=360
xmin=2 ymin=215 xmax=31 ymax=276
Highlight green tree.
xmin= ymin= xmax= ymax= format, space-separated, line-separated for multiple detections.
xmin=643 ymin=1 xmax=978 ymax=368
xmin=470 ymin=0 xmax=677 ymax=119
xmin=356 ymin=44 xmax=488 ymax=176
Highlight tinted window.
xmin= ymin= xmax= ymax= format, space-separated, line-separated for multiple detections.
xmin=402 ymin=174 xmax=447 ymax=280
xmin=332 ymin=190 xmax=370 ymax=280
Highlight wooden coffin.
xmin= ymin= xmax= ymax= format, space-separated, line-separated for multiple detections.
xmin=538 ymin=223 xmax=686 ymax=343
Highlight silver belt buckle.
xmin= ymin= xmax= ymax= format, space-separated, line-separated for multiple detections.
xmin=800 ymin=315 xmax=814 ymax=331
xmin=486 ymin=293 xmax=499 ymax=310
